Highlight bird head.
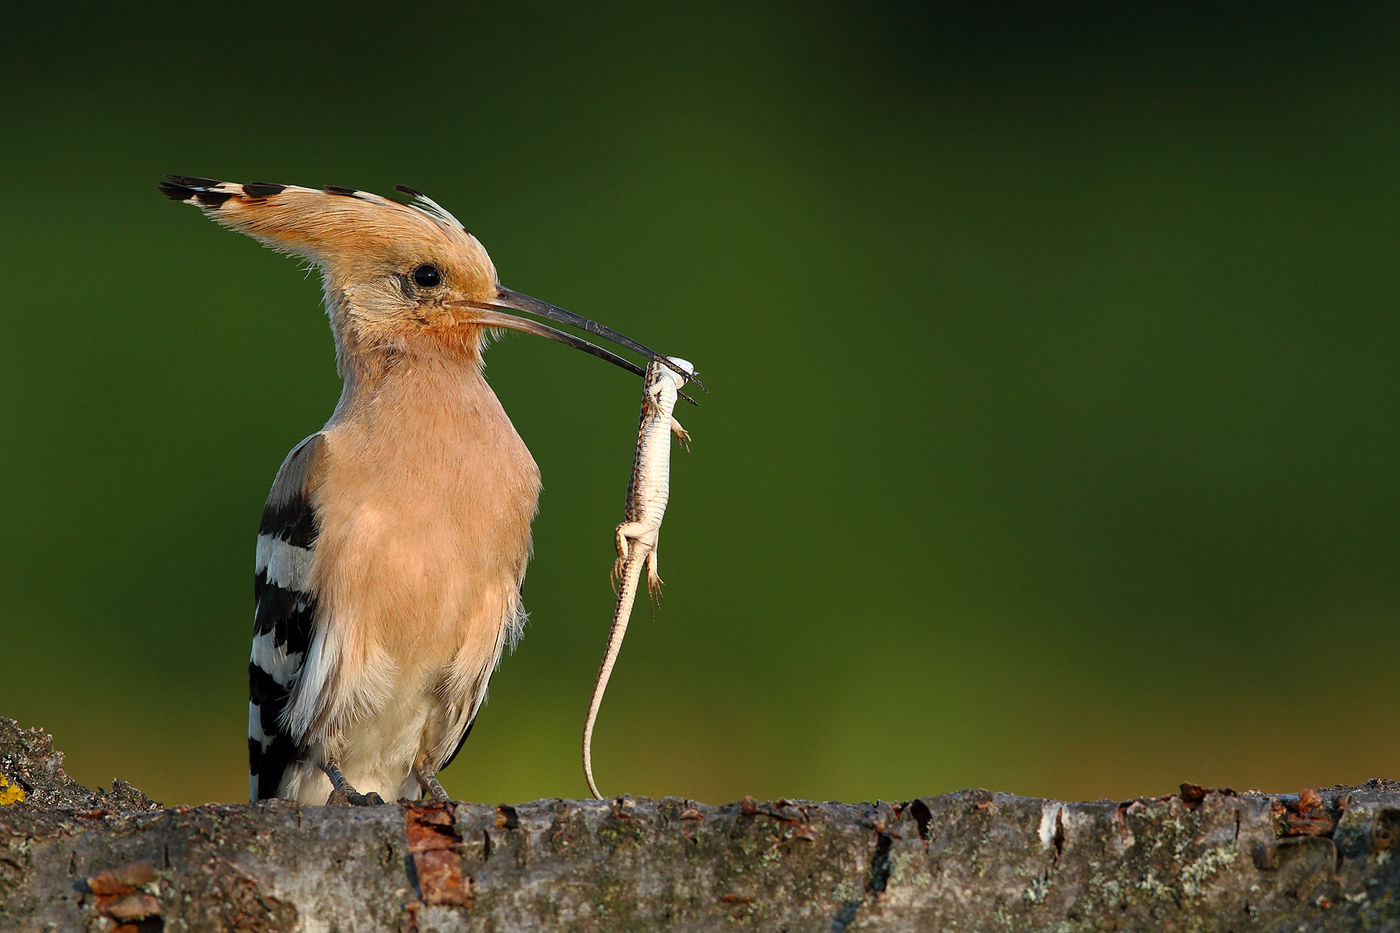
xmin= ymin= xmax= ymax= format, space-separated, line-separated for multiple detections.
xmin=158 ymin=176 xmax=693 ymax=385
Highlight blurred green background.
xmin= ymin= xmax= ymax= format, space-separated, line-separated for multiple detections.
xmin=2 ymin=3 xmax=1396 ymax=807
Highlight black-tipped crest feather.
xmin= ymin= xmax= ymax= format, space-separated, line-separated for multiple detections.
xmin=243 ymin=182 xmax=287 ymax=198
xmin=393 ymin=184 xmax=466 ymax=230
xmin=166 ymin=174 xmax=222 ymax=188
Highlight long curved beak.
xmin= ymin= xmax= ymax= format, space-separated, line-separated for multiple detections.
xmin=446 ymin=286 xmax=705 ymax=391
xmin=444 ymin=303 xmax=646 ymax=375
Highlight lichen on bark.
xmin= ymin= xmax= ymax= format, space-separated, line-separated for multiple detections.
xmin=1 ymin=717 xmax=1397 ymax=931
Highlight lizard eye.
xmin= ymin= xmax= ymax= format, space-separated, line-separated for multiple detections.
xmin=412 ymin=264 xmax=442 ymax=288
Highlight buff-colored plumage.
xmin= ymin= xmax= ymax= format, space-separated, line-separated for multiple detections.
xmin=161 ymin=178 xmax=568 ymax=803
xmin=199 ymin=182 xmax=501 ymax=376
xmin=285 ymin=358 xmax=540 ymax=802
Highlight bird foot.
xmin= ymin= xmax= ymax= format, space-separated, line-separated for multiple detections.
xmin=326 ymin=786 xmax=385 ymax=806
xmin=321 ymin=757 xmax=385 ymax=805
xmin=414 ymin=762 xmax=451 ymax=802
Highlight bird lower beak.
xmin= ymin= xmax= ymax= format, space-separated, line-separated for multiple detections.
xmin=444 ymin=301 xmax=646 ymax=376
xmin=446 ymin=286 xmax=704 ymax=390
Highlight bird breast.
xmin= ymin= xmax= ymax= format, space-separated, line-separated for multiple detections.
xmin=309 ymin=363 xmax=542 ymax=674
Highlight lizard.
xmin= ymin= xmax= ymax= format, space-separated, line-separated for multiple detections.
xmin=583 ymin=355 xmax=695 ymax=799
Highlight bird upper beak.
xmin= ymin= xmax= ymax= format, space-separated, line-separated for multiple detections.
xmin=445 ymin=286 xmax=704 ymax=391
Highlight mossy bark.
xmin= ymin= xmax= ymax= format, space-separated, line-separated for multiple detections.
xmin=1 ymin=717 xmax=1397 ymax=932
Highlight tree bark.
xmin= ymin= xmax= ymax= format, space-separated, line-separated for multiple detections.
xmin=1 ymin=717 xmax=1396 ymax=932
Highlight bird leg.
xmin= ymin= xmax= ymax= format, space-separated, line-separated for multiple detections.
xmin=322 ymin=757 xmax=385 ymax=806
xmin=413 ymin=761 xmax=451 ymax=802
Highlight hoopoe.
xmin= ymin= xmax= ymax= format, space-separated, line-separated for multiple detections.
xmin=158 ymin=176 xmax=688 ymax=804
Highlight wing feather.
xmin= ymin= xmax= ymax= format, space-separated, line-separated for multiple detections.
xmin=248 ymin=433 xmax=326 ymax=801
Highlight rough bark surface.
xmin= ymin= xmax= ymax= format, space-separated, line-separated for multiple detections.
xmin=1 ymin=717 xmax=1397 ymax=932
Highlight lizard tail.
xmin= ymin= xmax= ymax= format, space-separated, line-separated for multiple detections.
xmin=583 ymin=554 xmax=644 ymax=800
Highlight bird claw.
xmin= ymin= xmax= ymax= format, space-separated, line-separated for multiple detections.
xmin=322 ymin=757 xmax=385 ymax=805
xmin=326 ymin=786 xmax=385 ymax=806
xmin=413 ymin=763 xmax=452 ymax=802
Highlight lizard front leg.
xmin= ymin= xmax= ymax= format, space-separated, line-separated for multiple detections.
xmin=670 ymin=418 xmax=690 ymax=451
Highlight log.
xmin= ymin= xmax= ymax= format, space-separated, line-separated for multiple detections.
xmin=1 ymin=716 xmax=1396 ymax=931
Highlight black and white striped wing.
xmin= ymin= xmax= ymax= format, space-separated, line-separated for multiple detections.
xmin=248 ymin=433 xmax=324 ymax=801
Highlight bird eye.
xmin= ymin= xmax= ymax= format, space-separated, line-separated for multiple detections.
xmin=412 ymin=264 xmax=442 ymax=288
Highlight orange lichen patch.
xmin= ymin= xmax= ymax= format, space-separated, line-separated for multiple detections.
xmin=86 ymin=863 xmax=162 ymax=928
xmin=494 ymin=804 xmax=520 ymax=830
xmin=405 ymin=803 xmax=472 ymax=908
xmin=102 ymin=891 xmax=162 ymax=921
xmin=1168 ymin=782 xmax=1238 ymax=811
xmin=0 ymin=776 xmax=24 ymax=805
xmin=1179 ymin=782 xmax=1207 ymax=807
xmin=86 ymin=863 xmax=157 ymax=896
xmin=1271 ymin=787 xmax=1335 ymax=837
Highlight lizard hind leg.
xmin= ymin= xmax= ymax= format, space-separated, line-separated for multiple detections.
xmin=611 ymin=523 xmax=650 ymax=594
xmin=645 ymin=549 xmax=664 ymax=598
